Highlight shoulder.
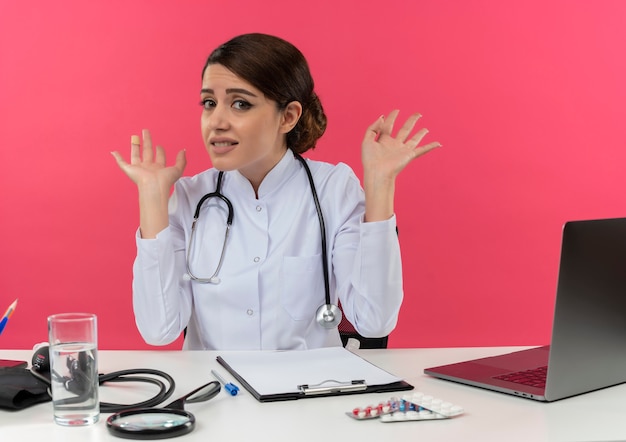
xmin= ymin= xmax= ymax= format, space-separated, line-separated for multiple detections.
xmin=169 ymin=169 xmax=220 ymax=211
xmin=303 ymin=158 xmax=360 ymax=188
xmin=300 ymin=159 xmax=364 ymax=217
xmin=174 ymin=169 xmax=219 ymax=195
xmin=177 ymin=168 xmax=218 ymax=188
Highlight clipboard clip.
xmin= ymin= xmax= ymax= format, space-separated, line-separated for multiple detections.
xmin=298 ymin=379 xmax=367 ymax=395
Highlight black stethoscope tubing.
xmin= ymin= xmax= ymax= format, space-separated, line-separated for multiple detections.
xmin=192 ymin=171 xmax=233 ymax=223
xmin=30 ymin=364 xmax=177 ymax=413
xmin=186 ymin=171 xmax=233 ymax=284
xmin=98 ymin=369 xmax=176 ymax=413
xmin=296 ymin=153 xmax=331 ymax=307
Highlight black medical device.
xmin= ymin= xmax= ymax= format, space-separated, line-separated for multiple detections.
xmin=30 ymin=345 xmax=177 ymax=413
xmin=106 ymin=381 xmax=221 ymax=439
xmin=185 ymin=153 xmax=342 ymax=329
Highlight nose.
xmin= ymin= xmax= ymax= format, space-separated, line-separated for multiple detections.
xmin=203 ymin=103 xmax=230 ymax=131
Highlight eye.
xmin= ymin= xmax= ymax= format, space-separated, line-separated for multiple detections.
xmin=199 ymin=98 xmax=216 ymax=110
xmin=232 ymin=100 xmax=252 ymax=111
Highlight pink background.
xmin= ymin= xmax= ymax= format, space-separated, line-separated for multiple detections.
xmin=1 ymin=1 xmax=625 ymax=350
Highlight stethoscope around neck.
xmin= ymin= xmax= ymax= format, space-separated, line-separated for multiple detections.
xmin=184 ymin=153 xmax=342 ymax=329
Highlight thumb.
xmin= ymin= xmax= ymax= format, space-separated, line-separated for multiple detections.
xmin=111 ymin=151 xmax=127 ymax=169
xmin=174 ymin=149 xmax=187 ymax=172
xmin=362 ymin=115 xmax=384 ymax=144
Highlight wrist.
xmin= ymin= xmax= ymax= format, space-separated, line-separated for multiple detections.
xmin=364 ymin=177 xmax=395 ymax=223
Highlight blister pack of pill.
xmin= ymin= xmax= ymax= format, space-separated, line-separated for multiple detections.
xmin=346 ymin=392 xmax=464 ymax=423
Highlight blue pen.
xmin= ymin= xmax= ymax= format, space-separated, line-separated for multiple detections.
xmin=211 ymin=369 xmax=239 ymax=396
xmin=0 ymin=299 xmax=18 ymax=336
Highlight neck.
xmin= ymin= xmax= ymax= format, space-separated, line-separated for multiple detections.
xmin=240 ymin=148 xmax=289 ymax=197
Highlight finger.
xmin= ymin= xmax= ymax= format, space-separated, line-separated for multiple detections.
xmin=142 ymin=129 xmax=154 ymax=163
xmin=111 ymin=151 xmax=129 ymax=170
xmin=174 ymin=149 xmax=187 ymax=173
xmin=410 ymin=141 xmax=442 ymax=159
xmin=362 ymin=115 xmax=385 ymax=144
xmin=380 ymin=109 xmax=400 ymax=136
xmin=406 ymin=127 xmax=430 ymax=147
xmin=154 ymin=145 xmax=166 ymax=167
xmin=130 ymin=134 xmax=141 ymax=165
xmin=395 ymin=113 xmax=422 ymax=143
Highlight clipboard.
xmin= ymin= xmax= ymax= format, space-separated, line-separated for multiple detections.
xmin=216 ymin=347 xmax=413 ymax=402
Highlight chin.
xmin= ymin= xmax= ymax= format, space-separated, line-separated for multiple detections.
xmin=209 ymin=156 xmax=240 ymax=172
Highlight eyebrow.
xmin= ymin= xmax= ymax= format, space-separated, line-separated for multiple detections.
xmin=200 ymin=88 xmax=258 ymax=97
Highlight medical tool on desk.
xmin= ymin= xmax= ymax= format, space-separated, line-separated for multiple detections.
xmin=348 ymin=392 xmax=464 ymax=423
xmin=106 ymin=381 xmax=221 ymax=439
xmin=30 ymin=344 xmax=178 ymax=413
xmin=211 ymin=369 xmax=239 ymax=396
xmin=184 ymin=153 xmax=342 ymax=329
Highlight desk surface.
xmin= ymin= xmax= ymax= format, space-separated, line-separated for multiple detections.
xmin=1 ymin=347 xmax=625 ymax=442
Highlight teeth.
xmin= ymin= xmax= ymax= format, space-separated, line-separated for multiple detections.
xmin=213 ymin=142 xmax=234 ymax=147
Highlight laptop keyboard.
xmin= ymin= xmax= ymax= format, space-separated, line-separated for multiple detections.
xmin=493 ymin=366 xmax=548 ymax=388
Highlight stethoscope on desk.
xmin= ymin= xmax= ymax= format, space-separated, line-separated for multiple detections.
xmin=184 ymin=153 xmax=342 ymax=329
xmin=30 ymin=344 xmax=220 ymax=439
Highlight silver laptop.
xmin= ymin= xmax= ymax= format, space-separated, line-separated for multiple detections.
xmin=424 ymin=217 xmax=626 ymax=402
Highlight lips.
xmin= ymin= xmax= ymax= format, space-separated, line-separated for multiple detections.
xmin=210 ymin=139 xmax=238 ymax=154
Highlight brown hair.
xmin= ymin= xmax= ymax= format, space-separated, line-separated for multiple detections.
xmin=202 ymin=33 xmax=327 ymax=154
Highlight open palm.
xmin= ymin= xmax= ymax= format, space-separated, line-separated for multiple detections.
xmin=361 ymin=110 xmax=440 ymax=180
xmin=111 ymin=129 xmax=187 ymax=193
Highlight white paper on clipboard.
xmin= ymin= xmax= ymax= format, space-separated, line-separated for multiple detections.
xmin=216 ymin=346 xmax=403 ymax=397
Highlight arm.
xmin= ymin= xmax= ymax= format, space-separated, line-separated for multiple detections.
xmin=361 ymin=110 xmax=440 ymax=222
xmin=336 ymin=112 xmax=440 ymax=336
xmin=325 ymin=166 xmax=402 ymax=338
xmin=338 ymin=215 xmax=404 ymax=338
xmin=132 ymin=221 xmax=193 ymax=346
xmin=112 ymin=130 xmax=191 ymax=345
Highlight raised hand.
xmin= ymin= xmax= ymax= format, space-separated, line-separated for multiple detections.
xmin=111 ymin=129 xmax=187 ymax=192
xmin=361 ymin=110 xmax=440 ymax=181
xmin=360 ymin=110 xmax=441 ymax=222
xmin=111 ymin=129 xmax=187 ymax=238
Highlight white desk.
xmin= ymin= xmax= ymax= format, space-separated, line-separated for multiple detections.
xmin=1 ymin=347 xmax=625 ymax=442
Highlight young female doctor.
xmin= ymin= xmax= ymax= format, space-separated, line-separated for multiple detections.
xmin=112 ymin=33 xmax=440 ymax=350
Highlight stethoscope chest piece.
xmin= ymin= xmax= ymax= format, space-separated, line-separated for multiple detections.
xmin=316 ymin=303 xmax=342 ymax=329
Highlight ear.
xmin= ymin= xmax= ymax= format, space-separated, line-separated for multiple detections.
xmin=279 ymin=101 xmax=302 ymax=134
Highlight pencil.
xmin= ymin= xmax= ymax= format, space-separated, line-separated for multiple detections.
xmin=0 ymin=299 xmax=18 ymax=335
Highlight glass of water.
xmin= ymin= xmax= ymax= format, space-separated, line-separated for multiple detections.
xmin=48 ymin=313 xmax=99 ymax=426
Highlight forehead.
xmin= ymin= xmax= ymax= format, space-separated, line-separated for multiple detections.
xmin=201 ymin=64 xmax=260 ymax=94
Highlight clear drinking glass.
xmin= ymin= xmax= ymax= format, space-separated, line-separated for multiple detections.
xmin=47 ymin=313 xmax=99 ymax=426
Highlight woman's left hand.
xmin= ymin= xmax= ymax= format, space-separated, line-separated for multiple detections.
xmin=361 ymin=110 xmax=440 ymax=181
xmin=360 ymin=110 xmax=440 ymax=222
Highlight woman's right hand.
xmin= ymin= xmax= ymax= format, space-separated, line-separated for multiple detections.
xmin=111 ymin=129 xmax=187 ymax=238
xmin=111 ymin=129 xmax=187 ymax=192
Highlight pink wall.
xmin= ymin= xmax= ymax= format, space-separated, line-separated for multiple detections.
xmin=1 ymin=1 xmax=625 ymax=350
